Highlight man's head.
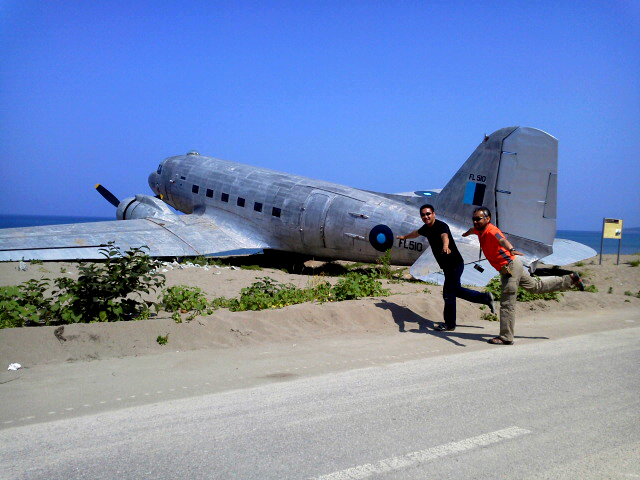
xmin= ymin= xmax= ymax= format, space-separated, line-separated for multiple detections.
xmin=419 ymin=204 xmax=436 ymax=227
xmin=472 ymin=207 xmax=491 ymax=231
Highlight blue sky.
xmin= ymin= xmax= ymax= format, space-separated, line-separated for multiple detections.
xmin=1 ymin=0 xmax=638 ymax=230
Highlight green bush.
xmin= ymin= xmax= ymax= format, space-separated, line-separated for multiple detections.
xmin=0 ymin=279 xmax=66 ymax=328
xmin=0 ymin=243 xmax=165 ymax=328
xmin=211 ymin=273 xmax=389 ymax=312
xmin=373 ymin=249 xmax=406 ymax=282
xmin=52 ymin=243 xmax=165 ymax=323
xmin=217 ymin=277 xmax=315 ymax=311
xmin=332 ymin=272 xmax=390 ymax=300
xmin=1 ymin=286 xmax=34 ymax=328
xmin=481 ymin=312 xmax=498 ymax=322
xmin=162 ymin=285 xmax=213 ymax=321
xmin=162 ymin=285 xmax=210 ymax=312
xmin=374 ymin=249 xmax=393 ymax=279
xmin=484 ymin=276 xmax=562 ymax=302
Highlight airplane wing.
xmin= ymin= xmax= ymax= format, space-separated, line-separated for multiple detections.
xmin=409 ymin=237 xmax=597 ymax=287
xmin=0 ymin=214 xmax=271 ymax=261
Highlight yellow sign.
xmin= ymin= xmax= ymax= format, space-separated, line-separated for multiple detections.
xmin=603 ymin=218 xmax=623 ymax=239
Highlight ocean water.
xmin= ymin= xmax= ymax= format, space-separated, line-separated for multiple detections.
xmin=1 ymin=214 xmax=638 ymax=255
xmin=556 ymin=229 xmax=640 ymax=255
xmin=0 ymin=214 xmax=113 ymax=229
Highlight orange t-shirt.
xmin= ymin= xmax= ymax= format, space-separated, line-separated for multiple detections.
xmin=475 ymin=223 xmax=514 ymax=271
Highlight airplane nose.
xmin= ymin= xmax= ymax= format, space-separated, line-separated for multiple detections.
xmin=148 ymin=172 xmax=160 ymax=195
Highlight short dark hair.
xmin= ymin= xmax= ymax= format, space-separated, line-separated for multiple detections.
xmin=473 ymin=206 xmax=491 ymax=219
xmin=420 ymin=204 xmax=435 ymax=213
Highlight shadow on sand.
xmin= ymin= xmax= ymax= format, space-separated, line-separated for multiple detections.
xmin=375 ymin=299 xmax=549 ymax=347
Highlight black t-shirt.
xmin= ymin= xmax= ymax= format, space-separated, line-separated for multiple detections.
xmin=418 ymin=219 xmax=464 ymax=270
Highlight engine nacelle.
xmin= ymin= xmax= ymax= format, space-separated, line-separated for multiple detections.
xmin=117 ymin=195 xmax=176 ymax=221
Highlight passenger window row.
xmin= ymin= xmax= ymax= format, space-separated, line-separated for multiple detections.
xmin=191 ymin=184 xmax=281 ymax=218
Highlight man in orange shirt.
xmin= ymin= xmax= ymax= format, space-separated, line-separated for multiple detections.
xmin=462 ymin=207 xmax=584 ymax=345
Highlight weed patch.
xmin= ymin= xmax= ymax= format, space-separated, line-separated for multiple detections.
xmin=484 ymin=276 xmax=562 ymax=302
xmin=162 ymin=285 xmax=213 ymax=322
xmin=0 ymin=243 xmax=165 ymax=328
xmin=212 ymin=273 xmax=389 ymax=312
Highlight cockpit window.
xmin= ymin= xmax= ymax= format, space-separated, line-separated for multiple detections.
xmin=156 ymin=164 xmax=162 ymax=174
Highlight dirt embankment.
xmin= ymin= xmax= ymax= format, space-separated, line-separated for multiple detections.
xmin=1 ymin=254 xmax=638 ymax=367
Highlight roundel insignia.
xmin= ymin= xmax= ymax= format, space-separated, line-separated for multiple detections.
xmin=369 ymin=224 xmax=394 ymax=252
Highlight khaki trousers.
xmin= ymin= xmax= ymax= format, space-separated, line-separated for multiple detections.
xmin=499 ymin=258 xmax=573 ymax=342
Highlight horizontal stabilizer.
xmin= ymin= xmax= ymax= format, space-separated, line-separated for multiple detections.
xmin=408 ymin=248 xmax=439 ymax=280
xmin=409 ymin=237 xmax=597 ymax=287
xmin=410 ymin=253 xmax=496 ymax=287
xmin=538 ymin=238 xmax=597 ymax=267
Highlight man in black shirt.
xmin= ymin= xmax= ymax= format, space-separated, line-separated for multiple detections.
xmin=397 ymin=204 xmax=495 ymax=331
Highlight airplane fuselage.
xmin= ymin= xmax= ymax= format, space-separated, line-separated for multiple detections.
xmin=148 ymin=153 xmax=428 ymax=265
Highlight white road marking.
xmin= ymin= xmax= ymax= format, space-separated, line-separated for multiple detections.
xmin=311 ymin=426 xmax=531 ymax=480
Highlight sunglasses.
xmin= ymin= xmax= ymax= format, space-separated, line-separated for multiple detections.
xmin=420 ymin=212 xmax=433 ymax=217
xmin=472 ymin=216 xmax=485 ymax=222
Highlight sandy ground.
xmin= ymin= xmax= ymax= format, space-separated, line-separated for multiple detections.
xmin=1 ymin=254 xmax=639 ymax=368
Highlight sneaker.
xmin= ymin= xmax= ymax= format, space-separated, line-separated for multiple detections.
xmin=487 ymin=292 xmax=496 ymax=314
xmin=570 ymin=272 xmax=585 ymax=291
xmin=434 ymin=323 xmax=455 ymax=331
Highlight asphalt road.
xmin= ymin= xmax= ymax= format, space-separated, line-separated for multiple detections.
xmin=1 ymin=325 xmax=638 ymax=480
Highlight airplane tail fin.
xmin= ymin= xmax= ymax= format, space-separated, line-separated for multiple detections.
xmin=435 ymin=126 xmax=558 ymax=260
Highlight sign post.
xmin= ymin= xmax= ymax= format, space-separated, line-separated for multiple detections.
xmin=600 ymin=218 xmax=623 ymax=265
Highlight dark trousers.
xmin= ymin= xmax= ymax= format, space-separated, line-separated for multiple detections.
xmin=442 ymin=263 xmax=489 ymax=328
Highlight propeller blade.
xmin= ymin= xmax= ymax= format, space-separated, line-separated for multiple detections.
xmin=95 ymin=184 xmax=120 ymax=207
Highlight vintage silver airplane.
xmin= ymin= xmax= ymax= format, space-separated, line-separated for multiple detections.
xmin=0 ymin=126 xmax=595 ymax=285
